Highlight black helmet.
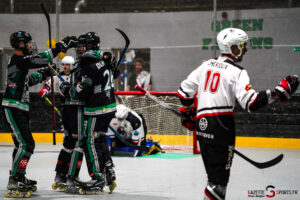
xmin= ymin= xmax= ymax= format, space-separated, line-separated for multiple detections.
xmin=10 ymin=31 xmax=34 ymax=55
xmin=78 ymin=32 xmax=100 ymax=50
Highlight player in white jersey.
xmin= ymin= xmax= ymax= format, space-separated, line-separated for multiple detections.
xmin=108 ymin=104 xmax=146 ymax=147
xmin=177 ymin=28 xmax=299 ymax=200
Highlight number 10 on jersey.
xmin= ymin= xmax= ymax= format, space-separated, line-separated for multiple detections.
xmin=204 ymin=70 xmax=221 ymax=93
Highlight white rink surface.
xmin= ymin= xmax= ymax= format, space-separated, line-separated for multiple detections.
xmin=0 ymin=143 xmax=300 ymax=200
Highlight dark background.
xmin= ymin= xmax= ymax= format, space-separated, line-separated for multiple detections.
xmin=1 ymin=93 xmax=299 ymax=138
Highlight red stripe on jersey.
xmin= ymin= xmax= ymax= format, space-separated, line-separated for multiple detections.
xmin=177 ymin=91 xmax=193 ymax=100
xmin=196 ymin=112 xmax=234 ymax=119
xmin=248 ymin=95 xmax=258 ymax=113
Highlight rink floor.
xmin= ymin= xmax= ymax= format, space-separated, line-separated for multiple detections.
xmin=0 ymin=143 xmax=299 ymax=200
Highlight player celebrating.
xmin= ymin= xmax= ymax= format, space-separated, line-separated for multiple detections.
xmin=177 ymin=28 xmax=299 ymax=200
xmin=39 ymin=55 xmax=86 ymax=192
xmin=73 ymin=32 xmax=119 ymax=194
xmin=2 ymin=31 xmax=77 ymax=198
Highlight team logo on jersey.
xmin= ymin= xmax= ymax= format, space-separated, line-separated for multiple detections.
xmin=199 ymin=117 xmax=208 ymax=131
xmin=245 ymin=84 xmax=252 ymax=91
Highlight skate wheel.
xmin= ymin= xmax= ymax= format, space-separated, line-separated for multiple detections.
xmin=78 ymin=188 xmax=85 ymax=195
xmin=25 ymin=191 xmax=31 ymax=198
xmin=11 ymin=191 xmax=17 ymax=198
xmin=59 ymin=186 xmax=65 ymax=191
xmin=109 ymin=181 xmax=117 ymax=193
xmin=18 ymin=193 xmax=25 ymax=198
xmin=52 ymin=183 xmax=58 ymax=190
xmin=4 ymin=190 xmax=11 ymax=198
xmin=32 ymin=185 xmax=37 ymax=192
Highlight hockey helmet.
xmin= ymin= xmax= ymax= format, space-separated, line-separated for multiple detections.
xmin=10 ymin=31 xmax=36 ymax=55
xmin=78 ymin=32 xmax=100 ymax=51
xmin=217 ymin=28 xmax=249 ymax=57
xmin=115 ymin=104 xmax=130 ymax=120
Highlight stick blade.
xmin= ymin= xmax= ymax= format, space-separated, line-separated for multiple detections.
xmin=255 ymin=154 xmax=284 ymax=169
xmin=40 ymin=2 xmax=50 ymax=21
xmin=115 ymin=28 xmax=130 ymax=45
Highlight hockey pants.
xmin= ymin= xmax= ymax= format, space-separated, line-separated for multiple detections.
xmin=199 ymin=140 xmax=234 ymax=186
xmin=3 ymin=108 xmax=35 ymax=177
xmin=55 ymin=106 xmax=84 ymax=177
xmin=83 ymin=112 xmax=115 ymax=180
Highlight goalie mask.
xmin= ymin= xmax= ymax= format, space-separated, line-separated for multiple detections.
xmin=10 ymin=31 xmax=37 ymax=55
xmin=217 ymin=28 xmax=249 ymax=59
xmin=115 ymin=104 xmax=130 ymax=121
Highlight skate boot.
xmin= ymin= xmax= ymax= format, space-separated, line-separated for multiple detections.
xmin=4 ymin=175 xmax=35 ymax=198
xmin=23 ymin=176 xmax=37 ymax=192
xmin=52 ymin=173 xmax=67 ymax=191
xmin=65 ymin=175 xmax=84 ymax=194
xmin=78 ymin=175 xmax=105 ymax=195
xmin=105 ymin=164 xmax=117 ymax=193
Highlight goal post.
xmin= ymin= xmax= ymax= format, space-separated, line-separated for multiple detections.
xmin=115 ymin=90 xmax=200 ymax=154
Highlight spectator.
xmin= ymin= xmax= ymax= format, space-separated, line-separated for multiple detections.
xmin=126 ymin=58 xmax=152 ymax=91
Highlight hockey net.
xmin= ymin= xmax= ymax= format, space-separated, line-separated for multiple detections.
xmin=115 ymin=91 xmax=200 ymax=154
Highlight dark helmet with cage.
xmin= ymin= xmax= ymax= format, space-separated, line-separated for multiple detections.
xmin=10 ymin=31 xmax=36 ymax=55
xmin=77 ymin=32 xmax=100 ymax=56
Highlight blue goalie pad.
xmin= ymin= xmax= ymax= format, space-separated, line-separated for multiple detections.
xmin=106 ymin=136 xmax=163 ymax=157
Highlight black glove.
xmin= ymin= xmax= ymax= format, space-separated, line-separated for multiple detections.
xmin=103 ymin=52 xmax=119 ymax=78
xmin=37 ymin=64 xmax=57 ymax=79
xmin=59 ymin=82 xmax=71 ymax=97
xmin=274 ymin=75 xmax=299 ymax=103
xmin=56 ymin=36 xmax=78 ymax=53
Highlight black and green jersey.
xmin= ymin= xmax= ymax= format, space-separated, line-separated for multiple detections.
xmin=76 ymin=50 xmax=116 ymax=115
xmin=1 ymin=50 xmax=53 ymax=111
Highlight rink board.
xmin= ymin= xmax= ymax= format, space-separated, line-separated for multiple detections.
xmin=0 ymin=133 xmax=300 ymax=149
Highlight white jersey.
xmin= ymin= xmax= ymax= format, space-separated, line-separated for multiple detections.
xmin=178 ymin=56 xmax=258 ymax=144
xmin=107 ymin=109 xmax=145 ymax=145
xmin=46 ymin=73 xmax=70 ymax=93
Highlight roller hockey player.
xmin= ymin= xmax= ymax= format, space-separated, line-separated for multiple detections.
xmin=71 ymin=32 xmax=119 ymax=194
xmin=2 ymin=31 xmax=77 ymax=198
xmin=39 ymin=55 xmax=85 ymax=192
xmin=107 ymin=104 xmax=163 ymax=156
xmin=177 ymin=28 xmax=299 ymax=200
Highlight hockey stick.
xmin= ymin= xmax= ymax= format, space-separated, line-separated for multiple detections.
xmin=41 ymin=2 xmax=56 ymax=145
xmin=135 ymin=85 xmax=187 ymax=120
xmin=115 ymin=28 xmax=130 ymax=69
xmin=44 ymin=96 xmax=61 ymax=116
xmin=108 ymin=125 xmax=149 ymax=152
xmin=47 ymin=63 xmax=65 ymax=82
xmin=135 ymin=84 xmax=284 ymax=169
xmin=233 ymin=149 xmax=283 ymax=169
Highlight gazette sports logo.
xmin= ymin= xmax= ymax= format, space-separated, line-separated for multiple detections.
xmin=248 ymin=185 xmax=298 ymax=198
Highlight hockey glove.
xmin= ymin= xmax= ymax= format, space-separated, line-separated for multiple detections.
xmin=39 ymin=82 xmax=50 ymax=98
xmin=37 ymin=64 xmax=57 ymax=79
xmin=56 ymin=36 xmax=78 ymax=53
xmin=274 ymin=75 xmax=299 ymax=103
xmin=59 ymin=82 xmax=71 ymax=98
xmin=103 ymin=52 xmax=119 ymax=78
xmin=179 ymin=106 xmax=196 ymax=131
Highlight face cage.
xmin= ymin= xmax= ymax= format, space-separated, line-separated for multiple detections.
xmin=20 ymin=40 xmax=37 ymax=55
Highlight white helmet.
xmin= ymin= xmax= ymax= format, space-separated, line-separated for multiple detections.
xmin=115 ymin=104 xmax=130 ymax=120
xmin=217 ymin=28 xmax=249 ymax=57
xmin=62 ymin=56 xmax=75 ymax=70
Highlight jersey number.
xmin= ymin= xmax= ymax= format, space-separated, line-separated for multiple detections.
xmin=204 ymin=70 xmax=220 ymax=93
xmin=103 ymin=69 xmax=114 ymax=91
